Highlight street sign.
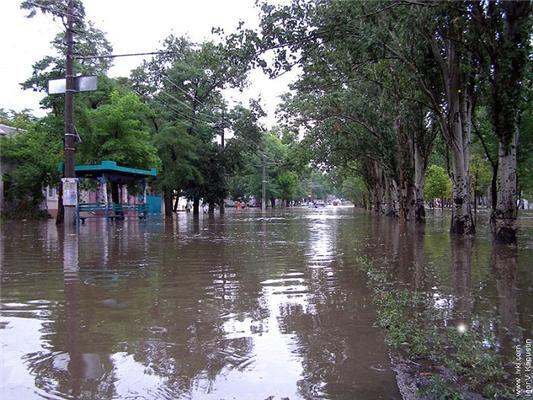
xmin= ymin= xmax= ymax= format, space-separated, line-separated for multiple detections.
xmin=48 ymin=76 xmax=98 ymax=94
xmin=62 ymin=178 xmax=78 ymax=206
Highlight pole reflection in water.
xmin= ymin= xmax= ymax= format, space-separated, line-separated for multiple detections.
xmin=63 ymin=225 xmax=83 ymax=397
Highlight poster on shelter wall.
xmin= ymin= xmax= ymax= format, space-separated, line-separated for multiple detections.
xmin=62 ymin=178 xmax=78 ymax=206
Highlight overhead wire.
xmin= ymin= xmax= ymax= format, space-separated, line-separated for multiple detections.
xmin=152 ymin=93 xmax=215 ymax=125
xmin=158 ymin=93 xmax=213 ymax=126
xmin=152 ymin=96 xmax=212 ymax=127
xmin=158 ymin=88 xmax=218 ymax=124
xmin=163 ymin=76 xmax=209 ymax=110
xmin=161 ymin=76 xmax=228 ymax=122
xmin=75 ymin=51 xmax=173 ymax=60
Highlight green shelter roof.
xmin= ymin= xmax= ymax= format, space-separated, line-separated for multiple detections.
xmin=59 ymin=160 xmax=157 ymax=179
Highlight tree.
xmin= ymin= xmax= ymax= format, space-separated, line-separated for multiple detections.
xmin=21 ymin=0 xmax=112 ymax=116
xmin=1 ymin=117 xmax=62 ymax=215
xmin=78 ymin=90 xmax=159 ymax=169
xmin=340 ymin=175 xmax=368 ymax=208
xmin=76 ymin=89 xmax=159 ymax=205
xmin=471 ymin=1 xmax=532 ymax=243
xmin=470 ymin=153 xmax=491 ymax=215
xmin=153 ymin=123 xmax=201 ymax=215
xmin=258 ymin=0 xmax=442 ymax=223
xmin=518 ymin=95 xmax=533 ymax=200
xmin=277 ymin=171 xmax=299 ymax=205
xmin=130 ymin=35 xmax=254 ymax=215
xmin=424 ymin=165 xmax=452 ymax=208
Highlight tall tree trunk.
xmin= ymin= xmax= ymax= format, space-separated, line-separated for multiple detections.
xmin=384 ymin=176 xmax=392 ymax=216
xmin=387 ymin=178 xmax=399 ymax=217
xmin=491 ymin=130 xmax=518 ymax=244
xmin=372 ymin=161 xmax=383 ymax=213
xmin=56 ymin=181 xmax=64 ymax=225
xmin=425 ymin=28 xmax=476 ymax=235
xmin=373 ymin=187 xmax=380 ymax=213
xmin=193 ymin=195 xmax=200 ymax=216
xmin=449 ymin=68 xmax=475 ymax=235
xmin=414 ymin=145 xmax=426 ymax=223
xmin=472 ymin=0 xmax=530 ymax=245
xmin=397 ymin=116 xmax=416 ymax=222
xmin=490 ymin=163 xmax=498 ymax=210
xmin=163 ymin=190 xmax=173 ymax=218
xmin=449 ymin=138 xmax=475 ymax=235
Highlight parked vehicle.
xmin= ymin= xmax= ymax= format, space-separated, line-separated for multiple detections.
xmin=314 ymin=200 xmax=326 ymax=208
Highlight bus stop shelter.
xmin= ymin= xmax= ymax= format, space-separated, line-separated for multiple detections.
xmin=68 ymin=160 xmax=158 ymax=223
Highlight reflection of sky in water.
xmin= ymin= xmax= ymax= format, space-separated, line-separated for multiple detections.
xmin=0 ymin=317 xmax=47 ymax=398
xmin=305 ymin=214 xmax=336 ymax=265
xmin=192 ymin=276 xmax=310 ymax=398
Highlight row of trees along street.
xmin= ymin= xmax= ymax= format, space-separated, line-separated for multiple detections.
xmin=0 ymin=0 xmax=531 ymax=245
xmin=254 ymin=0 xmax=532 ymax=244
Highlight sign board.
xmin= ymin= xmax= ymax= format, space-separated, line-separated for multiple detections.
xmin=62 ymin=178 xmax=78 ymax=206
xmin=48 ymin=76 xmax=98 ymax=94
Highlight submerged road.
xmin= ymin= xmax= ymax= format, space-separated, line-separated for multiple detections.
xmin=1 ymin=207 xmax=531 ymax=399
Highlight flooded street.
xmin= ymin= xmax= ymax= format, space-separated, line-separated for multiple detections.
xmin=1 ymin=208 xmax=532 ymax=399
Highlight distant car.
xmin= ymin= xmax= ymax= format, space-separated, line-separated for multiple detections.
xmin=332 ymin=199 xmax=339 ymax=206
xmin=314 ymin=200 xmax=326 ymax=208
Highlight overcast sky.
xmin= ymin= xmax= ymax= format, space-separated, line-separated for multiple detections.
xmin=0 ymin=0 xmax=295 ymax=127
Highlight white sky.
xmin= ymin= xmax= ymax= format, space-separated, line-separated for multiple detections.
xmin=0 ymin=0 xmax=296 ymax=128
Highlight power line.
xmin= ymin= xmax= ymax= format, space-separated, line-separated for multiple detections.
xmin=161 ymin=76 xmax=234 ymax=125
xmin=158 ymin=89 xmax=218 ymax=124
xmin=154 ymin=99 xmax=204 ymax=126
xmin=158 ymin=91 xmax=209 ymax=125
xmin=152 ymin=96 xmax=212 ymax=127
xmin=160 ymin=79 xmax=221 ymax=122
xmin=163 ymin=76 xmax=209 ymax=110
xmin=151 ymin=97 xmax=191 ymax=121
xmin=74 ymin=51 xmax=173 ymax=60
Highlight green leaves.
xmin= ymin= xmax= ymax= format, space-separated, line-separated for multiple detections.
xmin=78 ymin=90 xmax=159 ymax=170
xmin=153 ymin=123 xmax=201 ymax=193
xmin=424 ymin=165 xmax=452 ymax=201
xmin=1 ymin=119 xmax=62 ymax=209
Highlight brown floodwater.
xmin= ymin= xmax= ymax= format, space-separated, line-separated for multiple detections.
xmin=1 ymin=207 xmax=532 ymax=399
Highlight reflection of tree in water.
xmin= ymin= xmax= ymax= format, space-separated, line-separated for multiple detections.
xmin=491 ymin=244 xmax=520 ymax=363
xmin=109 ymin=217 xmax=271 ymax=396
xmin=8 ymin=212 xmax=532 ymax=398
xmin=363 ymin=216 xmax=429 ymax=291
xmin=355 ymin=214 xmax=527 ymax=369
xmin=450 ymin=237 xmax=474 ymax=326
xmin=110 ymin=221 xmax=264 ymax=396
xmin=21 ymin=217 xmax=272 ymax=398
xmin=24 ymin=348 xmax=116 ymax=399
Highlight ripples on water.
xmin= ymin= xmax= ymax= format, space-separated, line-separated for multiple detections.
xmin=1 ymin=208 xmax=531 ymax=399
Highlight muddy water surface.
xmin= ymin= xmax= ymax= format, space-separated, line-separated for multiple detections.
xmin=1 ymin=208 xmax=531 ymax=399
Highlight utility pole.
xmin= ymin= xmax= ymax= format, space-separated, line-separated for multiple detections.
xmin=63 ymin=0 xmax=77 ymax=226
xmin=262 ymin=152 xmax=267 ymax=211
xmin=219 ymin=110 xmax=225 ymax=215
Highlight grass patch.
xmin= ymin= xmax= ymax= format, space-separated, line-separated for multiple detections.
xmin=356 ymin=256 xmax=516 ymax=399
